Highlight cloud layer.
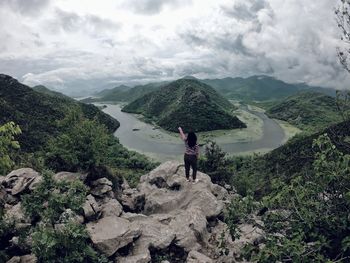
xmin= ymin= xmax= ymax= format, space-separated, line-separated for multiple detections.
xmin=0 ymin=0 xmax=348 ymax=94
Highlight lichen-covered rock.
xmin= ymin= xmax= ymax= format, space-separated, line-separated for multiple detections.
xmin=101 ymin=198 xmax=123 ymax=217
xmin=120 ymin=189 xmax=145 ymax=213
xmin=90 ymin=178 xmax=113 ymax=197
xmin=187 ymin=250 xmax=213 ymax=263
xmin=83 ymin=194 xmax=101 ymax=219
xmin=4 ymin=203 xmax=31 ymax=230
xmin=86 ymin=216 xmax=141 ymax=256
xmin=53 ymin=171 xmax=87 ymax=183
xmin=4 ymin=168 xmax=40 ymax=195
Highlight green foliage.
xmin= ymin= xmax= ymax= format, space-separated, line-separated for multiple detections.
xmin=32 ymin=222 xmax=109 ymax=263
xmin=202 ymin=75 xmax=335 ymax=102
xmin=266 ymin=91 xmax=341 ymax=132
xmin=0 ymin=121 xmax=21 ymax=175
xmin=239 ymin=134 xmax=350 ymax=262
xmin=46 ymin=111 xmax=110 ymax=172
xmin=0 ymin=75 xmax=119 ymax=153
xmin=225 ymin=195 xmax=260 ymax=240
xmin=198 ymin=141 xmax=234 ymax=185
xmin=22 ymin=171 xmax=87 ymax=224
xmin=21 ymin=171 xmax=109 ymax=262
xmin=122 ymin=79 xmax=246 ymax=132
xmin=336 ymin=90 xmax=350 ymax=122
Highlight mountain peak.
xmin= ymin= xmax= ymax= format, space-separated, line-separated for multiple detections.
xmin=181 ymin=75 xmax=198 ymax=80
xmin=0 ymin=74 xmax=18 ymax=84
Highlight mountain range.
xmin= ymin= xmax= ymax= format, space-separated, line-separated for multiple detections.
xmin=81 ymin=75 xmax=336 ymax=104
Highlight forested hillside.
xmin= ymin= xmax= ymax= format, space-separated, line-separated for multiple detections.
xmin=122 ymin=79 xmax=246 ymax=132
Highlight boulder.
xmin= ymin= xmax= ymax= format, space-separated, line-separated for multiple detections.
xmin=53 ymin=171 xmax=87 ymax=183
xmin=86 ymin=216 xmax=141 ymax=257
xmin=20 ymin=254 xmax=37 ymax=263
xmin=101 ymin=199 xmax=123 ymax=217
xmin=4 ymin=203 xmax=31 ymax=230
xmin=90 ymin=178 xmax=113 ymax=197
xmin=4 ymin=168 xmax=40 ymax=195
xmin=120 ymin=189 xmax=145 ymax=213
xmin=83 ymin=194 xmax=101 ymax=219
xmin=6 ymin=257 xmax=20 ymax=263
xmin=187 ymin=251 xmax=213 ymax=263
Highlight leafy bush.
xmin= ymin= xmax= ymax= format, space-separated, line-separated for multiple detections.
xmin=22 ymin=170 xmax=87 ymax=224
xmin=198 ymin=141 xmax=234 ymax=185
xmin=45 ymin=112 xmax=110 ymax=172
xmin=32 ymin=222 xmax=109 ymax=263
xmin=240 ymin=134 xmax=350 ymax=262
xmin=0 ymin=122 xmax=21 ymax=175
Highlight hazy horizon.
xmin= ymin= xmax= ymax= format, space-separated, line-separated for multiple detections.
xmin=0 ymin=0 xmax=349 ymax=95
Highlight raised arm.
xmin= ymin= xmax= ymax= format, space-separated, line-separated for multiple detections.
xmin=178 ymin=127 xmax=186 ymax=141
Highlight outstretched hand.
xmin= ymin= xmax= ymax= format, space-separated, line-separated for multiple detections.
xmin=178 ymin=127 xmax=186 ymax=140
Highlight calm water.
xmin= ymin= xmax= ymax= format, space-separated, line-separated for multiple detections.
xmin=101 ymin=104 xmax=285 ymax=160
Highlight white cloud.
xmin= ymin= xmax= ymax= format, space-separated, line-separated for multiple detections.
xmin=0 ymin=0 xmax=349 ymax=94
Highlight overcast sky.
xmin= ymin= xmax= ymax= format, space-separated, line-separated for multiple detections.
xmin=0 ymin=0 xmax=349 ymax=94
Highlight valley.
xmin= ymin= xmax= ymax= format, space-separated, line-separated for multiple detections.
xmin=99 ymin=102 xmax=298 ymax=162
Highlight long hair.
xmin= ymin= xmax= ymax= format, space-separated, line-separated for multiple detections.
xmin=187 ymin=132 xmax=197 ymax=148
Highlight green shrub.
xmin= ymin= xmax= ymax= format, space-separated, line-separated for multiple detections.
xmin=0 ymin=122 xmax=21 ymax=175
xmin=198 ymin=141 xmax=234 ymax=185
xmin=241 ymin=134 xmax=350 ymax=262
xmin=22 ymin=170 xmax=87 ymax=224
xmin=32 ymin=222 xmax=109 ymax=263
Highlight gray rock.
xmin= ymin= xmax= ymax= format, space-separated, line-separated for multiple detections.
xmin=86 ymin=216 xmax=141 ymax=257
xmin=6 ymin=256 xmax=20 ymax=263
xmin=4 ymin=168 xmax=40 ymax=195
xmin=92 ymin=178 xmax=113 ymax=187
xmin=101 ymin=199 xmax=123 ymax=217
xmin=20 ymin=254 xmax=37 ymax=263
xmin=120 ymin=189 xmax=145 ymax=213
xmin=83 ymin=194 xmax=101 ymax=219
xmin=116 ymin=248 xmax=151 ymax=263
xmin=53 ymin=171 xmax=87 ymax=183
xmin=90 ymin=178 xmax=113 ymax=197
xmin=187 ymin=251 xmax=213 ymax=263
xmin=4 ymin=203 xmax=31 ymax=230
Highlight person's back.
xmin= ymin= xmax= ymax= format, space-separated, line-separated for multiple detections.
xmin=178 ymin=127 xmax=199 ymax=183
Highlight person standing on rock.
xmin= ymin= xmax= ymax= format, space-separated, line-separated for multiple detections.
xmin=178 ymin=127 xmax=199 ymax=183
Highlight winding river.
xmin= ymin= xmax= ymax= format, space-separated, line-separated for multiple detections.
xmin=100 ymin=104 xmax=286 ymax=161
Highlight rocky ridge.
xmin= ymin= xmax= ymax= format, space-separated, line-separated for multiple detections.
xmin=0 ymin=161 xmax=265 ymax=262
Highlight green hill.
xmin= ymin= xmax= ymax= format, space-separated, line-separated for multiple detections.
xmin=202 ymin=75 xmax=336 ymax=101
xmin=82 ymin=82 xmax=168 ymax=103
xmin=265 ymin=91 xmax=341 ymax=132
xmin=0 ymin=74 xmax=119 ymax=152
xmin=122 ymin=79 xmax=246 ymax=132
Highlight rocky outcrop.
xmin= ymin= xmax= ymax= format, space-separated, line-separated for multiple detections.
xmin=86 ymin=216 xmax=141 ymax=256
xmin=1 ymin=161 xmax=264 ymax=262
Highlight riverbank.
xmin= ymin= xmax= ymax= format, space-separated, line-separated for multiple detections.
xmin=99 ymin=103 xmax=299 ymax=162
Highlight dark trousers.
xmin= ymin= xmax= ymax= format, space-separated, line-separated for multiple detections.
xmin=184 ymin=154 xmax=198 ymax=180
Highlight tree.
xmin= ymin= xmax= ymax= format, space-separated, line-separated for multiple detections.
xmin=336 ymin=0 xmax=350 ymax=72
xmin=45 ymin=111 xmax=110 ymax=172
xmin=0 ymin=122 xmax=21 ymax=175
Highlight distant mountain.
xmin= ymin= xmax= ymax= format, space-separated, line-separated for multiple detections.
xmin=201 ymin=75 xmax=336 ymax=101
xmin=0 ymin=74 xmax=119 ymax=152
xmin=81 ymin=82 xmax=168 ymax=103
xmin=266 ymin=91 xmax=341 ymax=132
xmin=94 ymin=84 xmax=131 ymax=97
xmin=32 ymin=85 xmax=71 ymax=99
xmin=122 ymin=79 xmax=246 ymax=132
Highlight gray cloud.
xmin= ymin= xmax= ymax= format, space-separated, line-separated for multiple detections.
xmin=222 ymin=0 xmax=270 ymax=21
xmin=122 ymin=0 xmax=192 ymax=15
xmin=0 ymin=0 xmax=50 ymax=16
xmin=48 ymin=9 xmax=121 ymax=35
